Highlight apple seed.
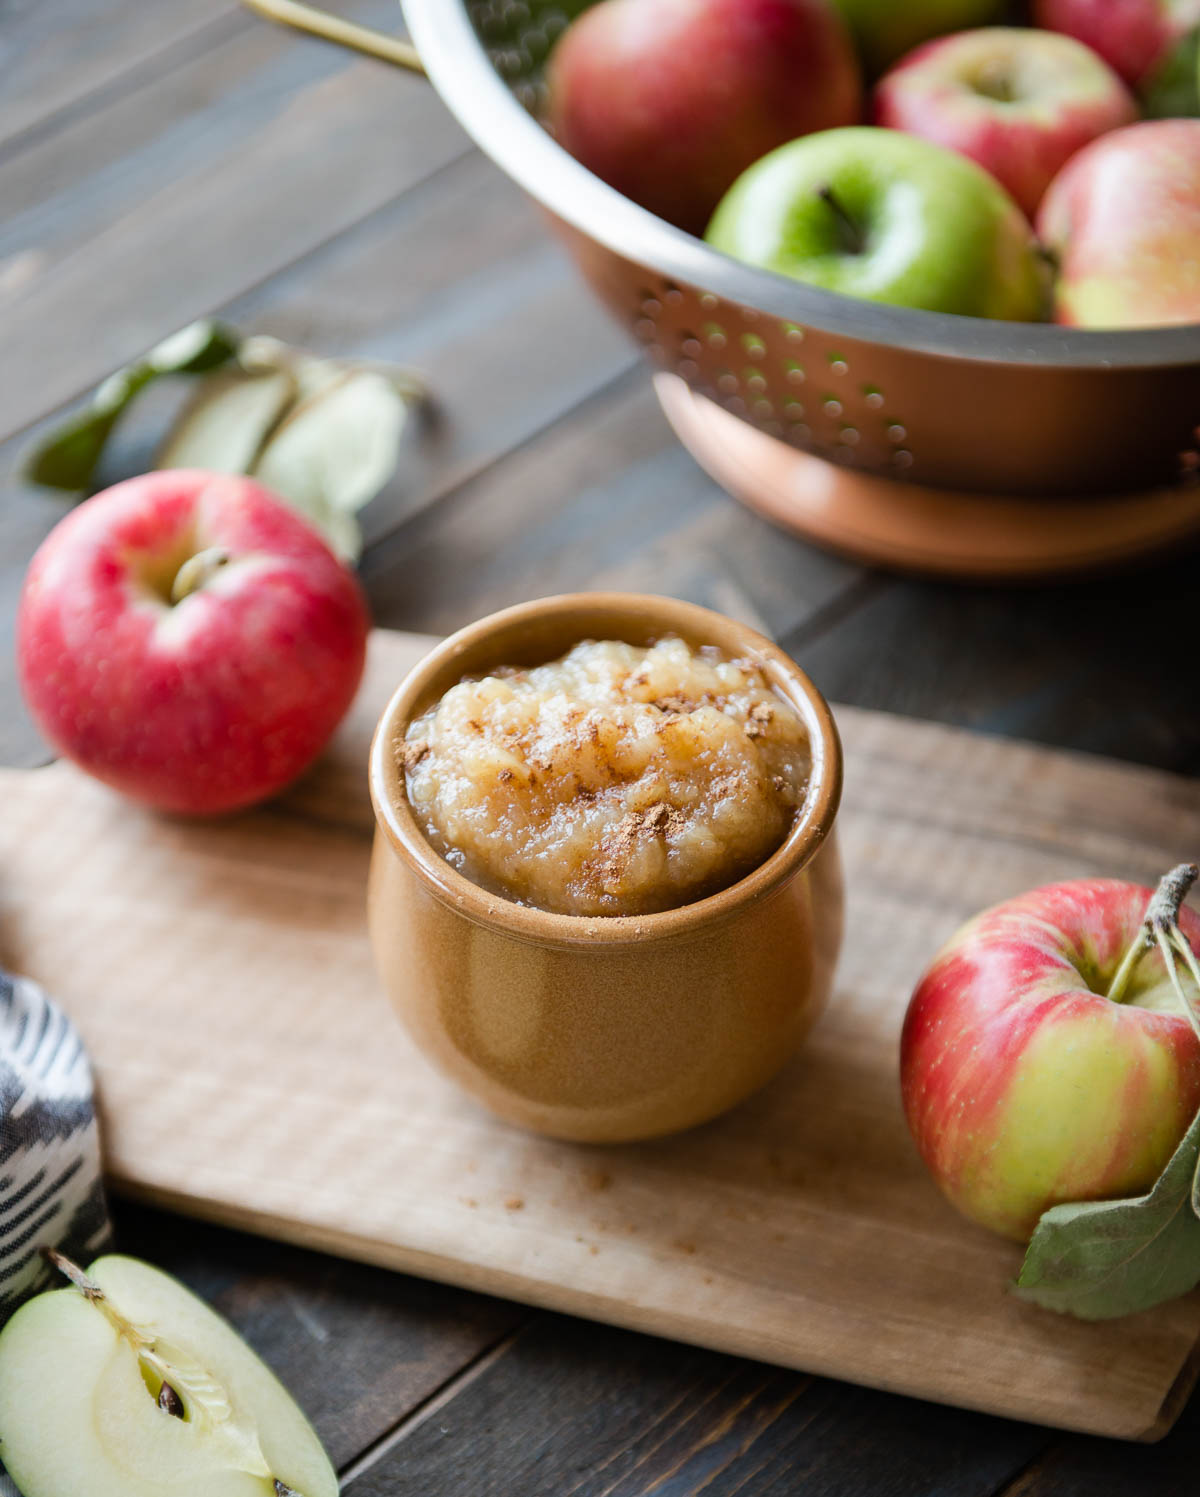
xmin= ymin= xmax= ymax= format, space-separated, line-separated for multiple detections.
xmin=157 ymin=1381 xmax=185 ymax=1419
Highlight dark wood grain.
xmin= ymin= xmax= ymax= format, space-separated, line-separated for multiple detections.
xmin=0 ymin=0 xmax=242 ymax=150
xmin=344 ymin=1315 xmax=1049 ymax=1496
xmin=788 ymin=557 xmax=1200 ymax=774
xmin=111 ymin=1199 xmax=528 ymax=1472
xmin=0 ymin=7 xmax=469 ymax=445
xmin=362 ymin=368 xmax=860 ymax=638
xmin=1000 ymin=1385 xmax=1200 ymax=1495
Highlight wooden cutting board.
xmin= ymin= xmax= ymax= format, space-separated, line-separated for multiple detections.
xmin=2 ymin=629 xmax=1199 ymax=1442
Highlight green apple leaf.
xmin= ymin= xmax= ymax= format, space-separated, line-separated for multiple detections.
xmin=1141 ymin=27 xmax=1200 ymax=118
xmin=23 ymin=321 xmax=240 ymax=492
xmin=1014 ymin=1104 xmax=1200 ymax=1320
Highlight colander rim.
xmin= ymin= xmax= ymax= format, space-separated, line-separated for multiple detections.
xmin=402 ymin=0 xmax=1200 ymax=371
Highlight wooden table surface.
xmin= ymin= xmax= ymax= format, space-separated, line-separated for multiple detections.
xmin=4 ymin=3 xmax=1200 ymax=1490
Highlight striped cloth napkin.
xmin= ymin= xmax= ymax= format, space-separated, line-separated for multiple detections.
xmin=0 ymin=968 xmax=110 ymax=1318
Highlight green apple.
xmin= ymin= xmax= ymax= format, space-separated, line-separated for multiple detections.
xmin=0 ymin=1254 xmax=337 ymax=1497
xmin=830 ymin=0 xmax=1006 ymax=74
xmin=706 ymin=127 xmax=1049 ymax=321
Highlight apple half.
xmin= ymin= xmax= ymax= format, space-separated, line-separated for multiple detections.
xmin=0 ymin=1255 xmax=336 ymax=1497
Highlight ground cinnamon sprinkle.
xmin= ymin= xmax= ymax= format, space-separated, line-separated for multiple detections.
xmin=402 ymin=738 xmax=430 ymax=771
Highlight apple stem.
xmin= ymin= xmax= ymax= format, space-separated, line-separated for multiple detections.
xmin=1105 ymin=865 xmax=1200 ymax=1037
xmin=170 ymin=546 xmax=231 ymax=605
xmin=41 ymin=1246 xmax=105 ymax=1303
xmin=816 ymin=185 xmax=865 ymax=256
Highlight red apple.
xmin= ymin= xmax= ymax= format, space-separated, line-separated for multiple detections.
xmin=875 ymin=28 xmax=1136 ymax=219
xmin=17 ymin=470 xmax=369 ymax=815
xmin=1036 ymin=118 xmax=1200 ymax=328
xmin=901 ymin=869 xmax=1200 ymax=1242
xmin=546 ymin=0 xmax=862 ymax=236
xmin=1033 ymin=0 xmax=1200 ymax=86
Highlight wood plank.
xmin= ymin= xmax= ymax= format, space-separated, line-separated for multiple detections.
xmin=999 ymin=1385 xmax=1200 ymax=1495
xmin=361 ymin=370 xmax=861 ymax=640
xmin=789 ymin=558 xmax=1200 ymax=775
xmin=0 ymin=0 xmax=241 ymax=150
xmin=343 ymin=1315 xmax=1049 ymax=1496
xmin=0 ymin=22 xmax=469 ymax=444
xmin=216 ymin=153 xmax=640 ymax=543
xmin=111 ymin=1199 xmax=527 ymax=1471
xmin=0 ymin=0 xmax=413 ymax=235
xmin=2 ymin=630 xmax=1199 ymax=1440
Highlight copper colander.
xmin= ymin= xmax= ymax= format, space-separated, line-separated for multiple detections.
xmin=244 ymin=0 xmax=1200 ymax=574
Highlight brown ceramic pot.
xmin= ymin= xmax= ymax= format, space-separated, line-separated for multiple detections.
xmin=367 ymin=593 xmax=844 ymax=1142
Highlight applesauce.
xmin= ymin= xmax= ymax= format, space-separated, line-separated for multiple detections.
xmin=401 ymin=636 xmax=811 ymax=917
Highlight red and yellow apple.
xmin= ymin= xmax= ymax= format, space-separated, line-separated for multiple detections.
xmin=1036 ymin=118 xmax=1200 ymax=328
xmin=546 ymin=0 xmax=862 ymax=235
xmin=875 ymin=28 xmax=1136 ymax=219
xmin=1033 ymin=0 xmax=1200 ymax=86
xmin=901 ymin=872 xmax=1200 ymax=1242
xmin=17 ymin=470 xmax=369 ymax=815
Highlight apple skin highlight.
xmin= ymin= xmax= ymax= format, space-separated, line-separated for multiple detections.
xmin=17 ymin=470 xmax=369 ymax=815
xmin=901 ymin=878 xmax=1200 ymax=1242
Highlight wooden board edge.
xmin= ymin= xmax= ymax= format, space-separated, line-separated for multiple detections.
xmin=1142 ymin=1335 xmax=1200 ymax=1443
xmin=106 ymin=1176 xmax=1194 ymax=1443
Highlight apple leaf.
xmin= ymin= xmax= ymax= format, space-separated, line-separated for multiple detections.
xmin=23 ymin=322 xmax=240 ymax=492
xmin=1141 ymin=28 xmax=1200 ymax=118
xmin=249 ymin=369 xmax=411 ymax=558
xmin=1014 ymin=1104 xmax=1200 ymax=1320
xmin=156 ymin=367 xmax=298 ymax=474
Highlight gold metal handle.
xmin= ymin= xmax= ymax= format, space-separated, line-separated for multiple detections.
xmin=240 ymin=0 xmax=426 ymax=73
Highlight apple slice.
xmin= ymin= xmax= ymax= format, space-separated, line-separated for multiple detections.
xmin=0 ymin=1254 xmax=336 ymax=1497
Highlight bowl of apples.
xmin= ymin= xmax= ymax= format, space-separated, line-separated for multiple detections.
xmin=248 ymin=0 xmax=1200 ymax=576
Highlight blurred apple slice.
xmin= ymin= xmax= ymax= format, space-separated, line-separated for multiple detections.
xmin=0 ymin=1254 xmax=336 ymax=1497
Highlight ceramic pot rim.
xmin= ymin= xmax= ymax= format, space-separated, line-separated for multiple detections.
xmin=369 ymin=593 xmax=843 ymax=949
